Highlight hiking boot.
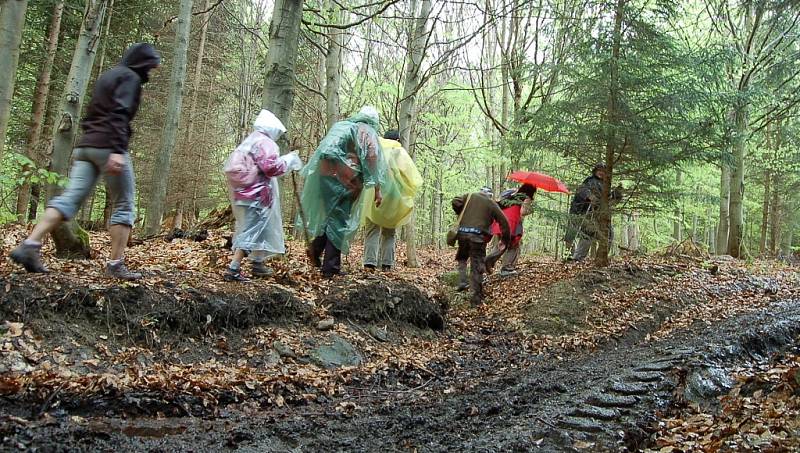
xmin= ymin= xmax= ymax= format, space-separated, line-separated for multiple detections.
xmin=251 ymin=262 xmax=274 ymax=278
xmin=223 ymin=267 xmax=249 ymax=282
xmin=455 ymin=282 xmax=469 ymax=292
xmin=364 ymin=264 xmax=377 ymax=271
xmin=306 ymin=248 xmax=321 ymax=268
xmin=381 ymin=265 xmax=392 ymax=272
xmin=106 ymin=261 xmax=142 ymax=281
xmin=9 ymin=243 xmax=48 ymax=273
xmin=322 ymin=270 xmax=347 ymax=279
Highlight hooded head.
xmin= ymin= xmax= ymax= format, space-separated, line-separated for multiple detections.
xmin=253 ymin=109 xmax=287 ymax=140
xmin=518 ymin=183 xmax=537 ymax=198
xmin=121 ymin=43 xmax=161 ymax=83
xmin=348 ymin=105 xmax=380 ymax=130
xmin=592 ymin=162 xmax=608 ymax=180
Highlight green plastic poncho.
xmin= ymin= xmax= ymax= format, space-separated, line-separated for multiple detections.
xmin=362 ymin=138 xmax=422 ymax=228
xmin=300 ymin=113 xmax=387 ymax=254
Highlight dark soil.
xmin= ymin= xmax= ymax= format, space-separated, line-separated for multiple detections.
xmin=1 ymin=264 xmax=799 ymax=452
xmin=324 ymin=277 xmax=447 ymax=330
xmin=524 ymin=264 xmax=659 ymax=335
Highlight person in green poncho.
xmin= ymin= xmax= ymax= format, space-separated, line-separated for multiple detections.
xmin=300 ymin=106 xmax=387 ymax=278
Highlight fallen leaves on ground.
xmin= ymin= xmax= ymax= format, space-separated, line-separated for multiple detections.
xmin=1 ymin=222 xmax=798 ymax=435
xmin=648 ymin=354 xmax=800 ymax=452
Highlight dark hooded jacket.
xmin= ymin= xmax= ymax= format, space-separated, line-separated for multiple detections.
xmin=77 ymin=43 xmax=161 ymax=154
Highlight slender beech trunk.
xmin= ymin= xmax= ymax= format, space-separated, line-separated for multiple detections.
xmin=727 ymin=103 xmax=748 ymax=257
xmin=759 ymin=170 xmax=770 ymax=255
xmin=716 ymin=163 xmax=730 ymax=254
xmin=49 ymin=0 xmax=108 ymax=258
xmin=144 ymin=0 xmax=194 ymax=235
xmin=0 ymin=0 xmax=28 ymax=160
xmin=15 ymin=0 xmax=64 ymax=222
xmin=673 ymin=170 xmax=682 ymax=242
xmin=324 ymin=3 xmax=343 ymax=129
xmin=399 ymin=0 xmax=432 ymax=267
xmin=769 ymin=185 xmax=781 ymax=255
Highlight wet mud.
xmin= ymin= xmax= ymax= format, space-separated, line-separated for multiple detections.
xmin=1 ymin=264 xmax=798 ymax=452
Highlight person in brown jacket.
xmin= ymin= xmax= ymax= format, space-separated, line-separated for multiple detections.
xmin=451 ymin=191 xmax=511 ymax=304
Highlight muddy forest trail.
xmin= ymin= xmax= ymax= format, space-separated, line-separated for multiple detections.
xmin=1 ymin=226 xmax=799 ymax=452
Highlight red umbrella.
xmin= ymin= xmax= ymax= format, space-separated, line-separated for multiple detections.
xmin=507 ymin=171 xmax=570 ymax=194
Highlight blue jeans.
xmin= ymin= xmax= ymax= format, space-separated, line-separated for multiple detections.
xmin=48 ymin=147 xmax=136 ymax=227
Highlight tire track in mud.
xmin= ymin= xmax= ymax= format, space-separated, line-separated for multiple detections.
xmin=272 ymin=300 xmax=800 ymax=452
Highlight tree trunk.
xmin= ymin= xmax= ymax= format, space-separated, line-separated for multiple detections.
xmin=179 ymin=0 xmax=211 ymax=224
xmin=769 ymin=185 xmax=781 ymax=256
xmin=759 ymin=170 xmax=770 ymax=255
xmin=673 ymin=170 xmax=682 ymax=242
xmin=15 ymin=0 xmax=64 ymax=222
xmin=716 ymin=163 xmax=730 ymax=254
xmin=48 ymin=0 xmax=108 ymax=258
xmin=727 ymin=102 xmax=747 ymax=258
xmin=596 ymin=0 xmax=625 ymax=267
xmin=399 ymin=0 xmax=432 ymax=268
xmin=0 ymin=0 xmax=29 ymax=160
xmin=144 ymin=0 xmax=194 ymax=235
xmin=779 ymin=199 xmax=796 ymax=259
xmin=261 ymin=0 xmax=304 ymax=134
xmin=324 ymin=3 xmax=343 ymax=129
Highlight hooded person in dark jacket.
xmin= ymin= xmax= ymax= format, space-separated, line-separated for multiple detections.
xmin=564 ymin=162 xmax=621 ymax=261
xmin=10 ymin=43 xmax=160 ymax=280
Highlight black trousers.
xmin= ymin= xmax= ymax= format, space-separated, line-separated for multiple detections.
xmin=310 ymin=233 xmax=341 ymax=276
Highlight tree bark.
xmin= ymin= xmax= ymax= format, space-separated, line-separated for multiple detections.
xmin=768 ymin=183 xmax=781 ymax=256
xmin=144 ymin=0 xmax=194 ymax=235
xmin=15 ymin=0 xmax=64 ymax=223
xmin=759 ymin=170 xmax=770 ymax=255
xmin=324 ymin=3 xmax=343 ymax=129
xmin=673 ymin=170 xmax=682 ymax=242
xmin=779 ymin=198 xmax=796 ymax=259
xmin=716 ymin=162 xmax=730 ymax=254
xmin=48 ymin=0 xmax=108 ymax=258
xmin=727 ymin=102 xmax=748 ymax=258
xmin=261 ymin=0 xmax=304 ymax=134
xmin=0 ymin=0 xmax=29 ymax=160
xmin=596 ymin=0 xmax=625 ymax=267
xmin=180 ymin=0 xmax=211 ymax=225
xmin=399 ymin=0 xmax=432 ymax=268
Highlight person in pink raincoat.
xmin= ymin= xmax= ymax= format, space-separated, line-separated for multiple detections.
xmin=223 ymin=110 xmax=302 ymax=281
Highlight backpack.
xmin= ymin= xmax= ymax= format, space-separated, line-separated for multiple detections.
xmin=224 ymin=133 xmax=261 ymax=189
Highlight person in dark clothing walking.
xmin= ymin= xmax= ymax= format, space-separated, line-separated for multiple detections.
xmin=564 ymin=162 xmax=621 ymax=261
xmin=451 ymin=191 xmax=510 ymax=305
xmin=10 ymin=43 xmax=161 ymax=280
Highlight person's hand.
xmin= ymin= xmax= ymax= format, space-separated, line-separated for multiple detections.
xmin=374 ymin=187 xmax=383 ymax=207
xmin=105 ymin=153 xmax=126 ymax=175
xmin=284 ymin=150 xmax=303 ymax=171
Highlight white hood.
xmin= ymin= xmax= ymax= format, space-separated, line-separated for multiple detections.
xmin=253 ymin=109 xmax=287 ymax=140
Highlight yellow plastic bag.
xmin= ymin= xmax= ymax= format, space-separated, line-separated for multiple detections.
xmin=362 ymin=138 xmax=422 ymax=228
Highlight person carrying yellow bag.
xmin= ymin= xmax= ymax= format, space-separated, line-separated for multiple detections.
xmin=362 ymin=130 xmax=422 ymax=271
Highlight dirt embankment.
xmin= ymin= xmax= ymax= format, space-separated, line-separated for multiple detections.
xmin=1 ymin=251 xmax=798 ymax=452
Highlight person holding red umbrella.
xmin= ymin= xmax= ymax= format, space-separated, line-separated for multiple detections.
xmin=485 ymin=184 xmax=537 ymax=276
